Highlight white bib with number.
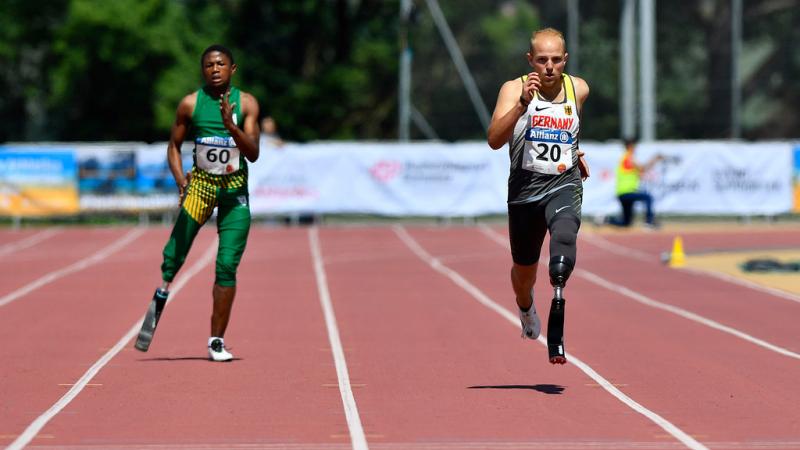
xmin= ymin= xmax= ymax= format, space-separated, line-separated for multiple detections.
xmin=195 ymin=136 xmax=240 ymax=175
xmin=522 ymin=97 xmax=579 ymax=175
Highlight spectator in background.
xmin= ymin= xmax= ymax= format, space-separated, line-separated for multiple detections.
xmin=260 ymin=116 xmax=284 ymax=148
xmin=606 ymin=138 xmax=664 ymax=228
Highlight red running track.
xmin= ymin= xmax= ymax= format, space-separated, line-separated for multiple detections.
xmin=1 ymin=224 xmax=799 ymax=450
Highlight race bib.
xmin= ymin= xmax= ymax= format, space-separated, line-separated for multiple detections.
xmin=195 ymin=137 xmax=240 ymax=175
xmin=523 ymin=125 xmax=574 ymax=175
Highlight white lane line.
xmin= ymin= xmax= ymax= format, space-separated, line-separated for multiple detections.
xmin=579 ymin=232 xmax=655 ymax=263
xmin=480 ymin=225 xmax=800 ymax=361
xmin=581 ymin=230 xmax=800 ymax=305
xmin=577 ymin=270 xmax=800 ymax=360
xmin=0 ymin=228 xmax=62 ymax=257
xmin=395 ymin=225 xmax=708 ymax=450
xmin=0 ymin=228 xmax=145 ymax=308
xmin=7 ymin=238 xmax=218 ymax=450
xmin=308 ymin=227 xmax=368 ymax=450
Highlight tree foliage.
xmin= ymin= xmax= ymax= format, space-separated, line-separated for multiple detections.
xmin=0 ymin=0 xmax=798 ymax=142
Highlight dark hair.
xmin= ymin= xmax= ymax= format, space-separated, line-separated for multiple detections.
xmin=623 ymin=137 xmax=637 ymax=148
xmin=200 ymin=44 xmax=234 ymax=66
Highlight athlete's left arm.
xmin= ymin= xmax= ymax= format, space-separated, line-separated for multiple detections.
xmin=573 ymin=76 xmax=591 ymax=180
xmin=222 ymin=91 xmax=261 ymax=163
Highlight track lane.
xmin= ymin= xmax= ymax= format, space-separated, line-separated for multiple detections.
xmin=0 ymin=227 xmax=166 ymax=446
xmin=316 ymin=226 xmax=692 ymax=449
xmin=420 ymin=224 xmax=800 ymax=447
xmin=30 ymin=227 xmax=349 ymax=447
xmin=0 ymin=228 xmax=139 ymax=305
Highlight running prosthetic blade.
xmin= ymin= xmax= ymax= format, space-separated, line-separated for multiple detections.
xmin=547 ymin=297 xmax=566 ymax=364
xmin=134 ymin=289 xmax=168 ymax=352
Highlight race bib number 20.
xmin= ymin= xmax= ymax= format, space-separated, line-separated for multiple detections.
xmin=195 ymin=137 xmax=240 ymax=175
xmin=523 ymin=127 xmax=574 ymax=175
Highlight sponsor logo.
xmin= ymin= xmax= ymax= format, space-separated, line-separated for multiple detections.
xmin=534 ymin=105 xmax=551 ymax=111
xmin=526 ymin=128 xmax=574 ymax=144
xmin=555 ymin=205 xmax=570 ymax=213
xmin=369 ymin=160 xmax=403 ymax=183
xmin=196 ymin=136 xmax=235 ymax=147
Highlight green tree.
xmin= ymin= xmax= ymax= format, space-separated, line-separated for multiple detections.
xmin=48 ymin=0 xmax=227 ymax=141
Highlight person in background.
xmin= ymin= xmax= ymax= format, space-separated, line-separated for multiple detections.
xmin=606 ymin=138 xmax=664 ymax=228
xmin=260 ymin=116 xmax=284 ymax=148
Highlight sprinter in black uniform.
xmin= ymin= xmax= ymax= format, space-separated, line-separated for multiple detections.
xmin=488 ymin=28 xmax=590 ymax=364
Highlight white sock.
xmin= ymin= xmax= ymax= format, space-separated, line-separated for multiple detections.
xmin=208 ymin=337 xmax=224 ymax=346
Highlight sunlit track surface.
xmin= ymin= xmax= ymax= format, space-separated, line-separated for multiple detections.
xmin=3 ymin=223 xmax=800 ymax=450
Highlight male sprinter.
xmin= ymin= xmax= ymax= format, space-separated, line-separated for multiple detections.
xmin=135 ymin=45 xmax=260 ymax=362
xmin=487 ymin=28 xmax=590 ymax=364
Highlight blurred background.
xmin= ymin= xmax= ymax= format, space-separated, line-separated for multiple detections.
xmin=1 ymin=0 xmax=799 ymax=224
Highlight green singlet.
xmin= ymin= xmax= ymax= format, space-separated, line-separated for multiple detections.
xmin=161 ymin=86 xmax=252 ymax=287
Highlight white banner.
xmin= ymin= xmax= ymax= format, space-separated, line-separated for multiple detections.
xmin=59 ymin=140 xmax=798 ymax=216
xmin=248 ymin=142 xmax=509 ymax=216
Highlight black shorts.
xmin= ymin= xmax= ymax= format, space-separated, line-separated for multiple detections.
xmin=508 ymin=186 xmax=582 ymax=266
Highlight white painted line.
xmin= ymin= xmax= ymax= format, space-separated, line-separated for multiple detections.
xmin=576 ymin=270 xmax=800 ymax=360
xmin=481 ymin=225 xmax=800 ymax=361
xmin=308 ymin=227 xmax=368 ymax=450
xmin=579 ymin=231 xmax=655 ymax=263
xmin=396 ymin=225 xmax=708 ymax=450
xmin=581 ymin=230 xmax=800 ymax=305
xmin=0 ymin=228 xmax=62 ymax=257
xmin=7 ymin=239 xmax=217 ymax=450
xmin=0 ymin=228 xmax=145 ymax=308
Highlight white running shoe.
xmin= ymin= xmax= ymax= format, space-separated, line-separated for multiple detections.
xmin=208 ymin=337 xmax=234 ymax=362
xmin=519 ymin=305 xmax=541 ymax=340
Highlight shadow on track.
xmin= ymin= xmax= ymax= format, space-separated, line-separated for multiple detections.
xmin=137 ymin=356 xmax=243 ymax=362
xmin=468 ymin=384 xmax=565 ymax=395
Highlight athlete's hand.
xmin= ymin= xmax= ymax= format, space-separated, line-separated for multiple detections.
xmin=177 ymin=171 xmax=192 ymax=206
xmin=521 ymin=72 xmax=540 ymax=105
xmin=577 ymin=150 xmax=590 ymax=181
xmin=219 ymin=90 xmax=237 ymax=131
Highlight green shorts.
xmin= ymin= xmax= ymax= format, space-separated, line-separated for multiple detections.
xmin=161 ymin=175 xmax=251 ymax=287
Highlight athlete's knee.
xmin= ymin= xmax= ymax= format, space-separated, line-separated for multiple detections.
xmin=215 ymin=259 xmax=239 ymax=287
xmin=548 ymin=255 xmax=575 ymax=288
xmin=549 ymin=216 xmax=579 ymax=248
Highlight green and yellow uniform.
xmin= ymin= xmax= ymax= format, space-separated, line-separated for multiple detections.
xmin=161 ymin=86 xmax=252 ymax=287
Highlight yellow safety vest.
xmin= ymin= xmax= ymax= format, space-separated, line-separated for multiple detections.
xmin=615 ymin=151 xmax=639 ymax=195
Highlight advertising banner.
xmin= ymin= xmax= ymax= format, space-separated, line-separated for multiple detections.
xmin=794 ymin=144 xmax=800 ymax=212
xmin=0 ymin=147 xmax=79 ymax=216
xmin=247 ymin=142 xmax=509 ymax=216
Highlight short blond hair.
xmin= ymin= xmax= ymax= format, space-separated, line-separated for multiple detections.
xmin=530 ymin=28 xmax=566 ymax=54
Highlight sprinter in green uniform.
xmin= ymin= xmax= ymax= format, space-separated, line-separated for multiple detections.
xmin=135 ymin=45 xmax=260 ymax=362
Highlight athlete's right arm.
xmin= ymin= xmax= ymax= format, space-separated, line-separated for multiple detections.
xmin=167 ymin=94 xmax=196 ymax=204
xmin=487 ymin=74 xmax=539 ymax=150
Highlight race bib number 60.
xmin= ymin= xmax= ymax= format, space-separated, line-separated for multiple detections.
xmin=195 ymin=137 xmax=240 ymax=175
xmin=523 ymin=128 xmax=574 ymax=175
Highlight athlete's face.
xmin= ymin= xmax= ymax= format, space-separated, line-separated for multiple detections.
xmin=527 ymin=35 xmax=568 ymax=88
xmin=201 ymin=51 xmax=236 ymax=88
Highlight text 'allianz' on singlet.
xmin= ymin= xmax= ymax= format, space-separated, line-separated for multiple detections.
xmin=507 ymin=73 xmax=580 ymax=205
xmin=190 ymin=86 xmax=247 ymax=190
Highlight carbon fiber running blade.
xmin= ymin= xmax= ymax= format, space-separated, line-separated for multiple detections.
xmin=134 ymin=300 xmax=159 ymax=351
xmin=547 ymin=297 xmax=566 ymax=364
xmin=134 ymin=290 xmax=167 ymax=352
